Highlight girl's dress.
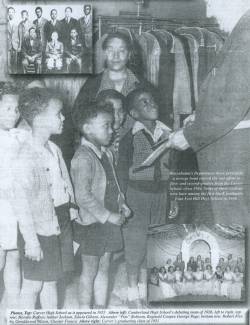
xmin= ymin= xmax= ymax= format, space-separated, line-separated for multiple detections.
xmin=192 ymin=270 xmax=205 ymax=295
xmin=174 ymin=270 xmax=183 ymax=295
xmin=221 ymin=271 xmax=234 ymax=297
xmin=183 ymin=271 xmax=194 ymax=295
xmin=159 ymin=272 xmax=177 ymax=299
xmin=229 ymin=272 xmax=244 ymax=300
xmin=213 ymin=271 xmax=223 ymax=296
xmin=203 ymin=270 xmax=214 ymax=295
xmin=0 ymin=129 xmax=26 ymax=250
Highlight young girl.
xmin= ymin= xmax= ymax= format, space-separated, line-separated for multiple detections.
xmin=203 ymin=265 xmax=214 ymax=295
xmin=0 ymin=82 xmax=33 ymax=309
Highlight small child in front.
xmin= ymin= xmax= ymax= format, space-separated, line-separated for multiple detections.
xmin=16 ymin=87 xmax=77 ymax=309
xmin=71 ymin=102 xmax=130 ymax=308
xmin=118 ymin=87 xmax=172 ymax=308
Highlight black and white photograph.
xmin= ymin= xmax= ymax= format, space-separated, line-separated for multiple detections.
xmin=148 ymin=224 xmax=246 ymax=303
xmin=7 ymin=4 xmax=93 ymax=74
xmin=0 ymin=0 xmax=250 ymax=324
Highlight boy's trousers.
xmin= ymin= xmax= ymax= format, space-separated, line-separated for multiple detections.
xmin=122 ymin=182 xmax=169 ymax=272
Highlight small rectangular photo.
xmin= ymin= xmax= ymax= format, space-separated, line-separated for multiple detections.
xmin=7 ymin=4 xmax=93 ymax=74
xmin=147 ymin=224 xmax=246 ymax=304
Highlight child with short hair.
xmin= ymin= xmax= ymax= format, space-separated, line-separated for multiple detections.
xmin=96 ymin=89 xmax=127 ymax=162
xmin=17 ymin=87 xmax=78 ymax=309
xmin=0 ymin=82 xmax=30 ymax=310
xmin=71 ymin=102 xmax=130 ymax=308
xmin=117 ymin=87 xmax=173 ymax=308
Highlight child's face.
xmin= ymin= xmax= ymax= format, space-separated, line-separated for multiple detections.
xmin=0 ymin=94 xmax=19 ymax=130
xmin=132 ymin=92 xmax=158 ymax=122
xmin=109 ymin=99 xmax=125 ymax=130
xmin=84 ymin=112 xmax=113 ymax=147
xmin=36 ymin=98 xmax=64 ymax=135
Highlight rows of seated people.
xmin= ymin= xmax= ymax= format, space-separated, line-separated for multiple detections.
xmin=7 ymin=5 xmax=92 ymax=73
xmin=149 ymin=254 xmax=244 ymax=300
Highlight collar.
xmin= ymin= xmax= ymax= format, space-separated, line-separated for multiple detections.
xmin=132 ymin=120 xmax=171 ymax=142
xmin=99 ymin=68 xmax=139 ymax=96
xmin=81 ymin=137 xmax=105 ymax=159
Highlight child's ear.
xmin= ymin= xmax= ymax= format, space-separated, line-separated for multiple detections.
xmin=130 ymin=109 xmax=137 ymax=119
xmin=82 ymin=123 xmax=90 ymax=136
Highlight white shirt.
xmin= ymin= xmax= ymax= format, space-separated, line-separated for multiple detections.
xmin=132 ymin=120 xmax=171 ymax=143
xmin=35 ymin=141 xmax=71 ymax=207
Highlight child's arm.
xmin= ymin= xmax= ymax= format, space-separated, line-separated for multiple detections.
xmin=54 ymin=144 xmax=79 ymax=221
xmin=12 ymin=152 xmax=42 ymax=261
xmin=71 ymin=151 xmax=115 ymax=224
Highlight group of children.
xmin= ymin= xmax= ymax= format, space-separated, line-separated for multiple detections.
xmin=0 ymin=81 xmax=173 ymax=310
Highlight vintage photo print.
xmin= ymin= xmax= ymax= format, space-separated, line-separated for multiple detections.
xmin=148 ymin=224 xmax=246 ymax=304
xmin=7 ymin=4 xmax=93 ymax=75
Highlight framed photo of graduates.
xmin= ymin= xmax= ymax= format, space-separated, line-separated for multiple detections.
xmin=7 ymin=4 xmax=93 ymax=74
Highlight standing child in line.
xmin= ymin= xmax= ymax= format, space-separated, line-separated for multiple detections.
xmin=0 ymin=82 xmax=35 ymax=310
xmin=71 ymin=102 xmax=130 ymax=308
xmin=117 ymin=87 xmax=173 ymax=308
xmin=96 ymin=89 xmax=127 ymax=163
xmin=17 ymin=87 xmax=78 ymax=309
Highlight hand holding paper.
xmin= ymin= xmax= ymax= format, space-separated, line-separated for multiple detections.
xmin=168 ymin=129 xmax=190 ymax=151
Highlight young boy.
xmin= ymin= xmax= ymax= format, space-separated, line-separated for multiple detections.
xmin=96 ymin=89 xmax=127 ymax=162
xmin=71 ymin=102 xmax=130 ymax=308
xmin=0 ymin=82 xmax=31 ymax=310
xmin=117 ymin=87 xmax=173 ymax=308
xmin=17 ymin=87 xmax=78 ymax=309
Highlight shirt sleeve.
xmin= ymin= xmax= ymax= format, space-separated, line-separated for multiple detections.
xmin=11 ymin=153 xmax=40 ymax=250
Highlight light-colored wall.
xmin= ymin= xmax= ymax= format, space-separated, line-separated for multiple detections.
xmin=147 ymin=232 xmax=245 ymax=269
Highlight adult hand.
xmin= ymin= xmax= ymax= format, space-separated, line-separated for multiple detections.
xmin=70 ymin=208 xmax=79 ymax=221
xmin=168 ymin=200 xmax=179 ymax=219
xmin=183 ymin=113 xmax=196 ymax=127
xmin=168 ymin=129 xmax=190 ymax=151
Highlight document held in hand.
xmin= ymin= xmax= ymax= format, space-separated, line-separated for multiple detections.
xmin=133 ymin=139 xmax=171 ymax=172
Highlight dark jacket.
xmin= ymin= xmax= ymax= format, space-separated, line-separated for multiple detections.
xmin=21 ymin=37 xmax=42 ymax=58
xmin=184 ymin=10 xmax=250 ymax=152
xmin=44 ymin=20 xmax=63 ymax=42
xmin=183 ymin=10 xmax=250 ymax=224
xmin=60 ymin=18 xmax=79 ymax=44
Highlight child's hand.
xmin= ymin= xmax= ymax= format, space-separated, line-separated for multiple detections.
xmin=168 ymin=200 xmax=179 ymax=219
xmin=25 ymin=245 xmax=43 ymax=262
xmin=108 ymin=213 xmax=125 ymax=226
xmin=120 ymin=204 xmax=131 ymax=219
xmin=70 ymin=208 xmax=79 ymax=221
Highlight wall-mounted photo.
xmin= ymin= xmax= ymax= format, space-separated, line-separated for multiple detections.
xmin=148 ymin=224 xmax=246 ymax=304
xmin=7 ymin=4 xmax=93 ymax=74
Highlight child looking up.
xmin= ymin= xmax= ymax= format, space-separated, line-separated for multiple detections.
xmin=118 ymin=87 xmax=173 ymax=308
